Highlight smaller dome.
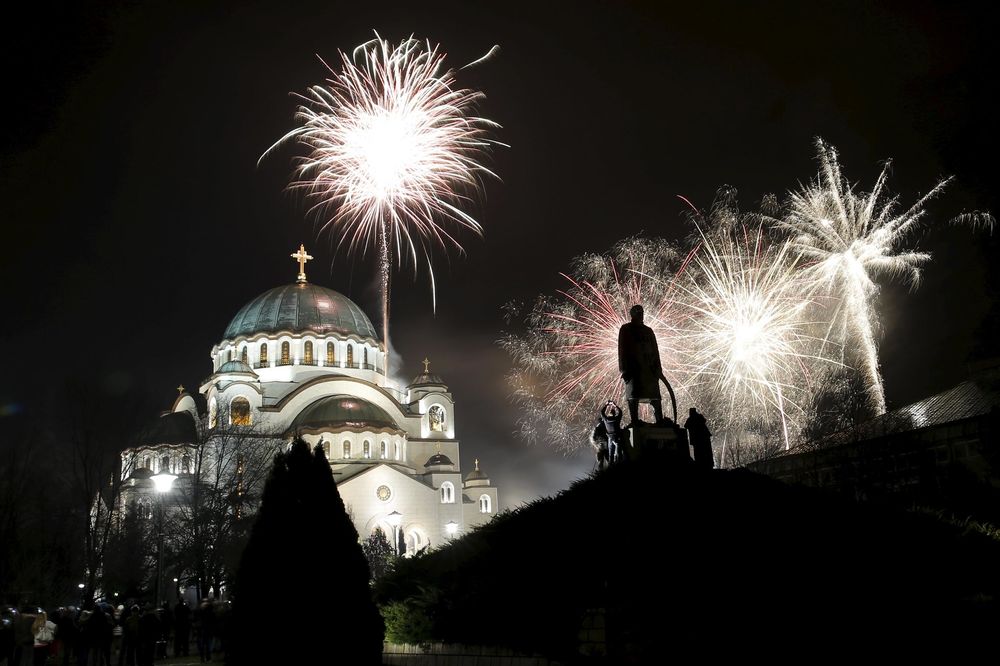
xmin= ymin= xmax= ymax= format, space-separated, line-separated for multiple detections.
xmin=290 ymin=395 xmax=403 ymax=435
xmin=425 ymin=453 xmax=454 ymax=468
xmin=218 ymin=360 xmax=257 ymax=375
xmin=137 ymin=411 xmax=198 ymax=447
xmin=410 ymin=359 xmax=446 ymax=387
xmin=464 ymin=458 xmax=489 ymax=485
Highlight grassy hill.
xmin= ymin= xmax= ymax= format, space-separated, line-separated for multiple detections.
xmin=377 ymin=452 xmax=1000 ymax=659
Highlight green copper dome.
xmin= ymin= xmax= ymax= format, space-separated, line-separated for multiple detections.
xmin=224 ymin=283 xmax=379 ymax=342
xmin=289 ymin=395 xmax=402 ymax=434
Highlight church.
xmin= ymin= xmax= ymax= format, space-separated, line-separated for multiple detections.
xmin=121 ymin=246 xmax=499 ymax=556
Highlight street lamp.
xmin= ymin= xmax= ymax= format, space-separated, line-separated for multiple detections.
xmin=387 ymin=510 xmax=403 ymax=556
xmin=445 ymin=521 xmax=458 ymax=537
xmin=151 ymin=472 xmax=177 ymax=606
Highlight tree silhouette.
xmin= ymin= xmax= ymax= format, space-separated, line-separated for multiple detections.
xmin=361 ymin=527 xmax=395 ymax=582
xmin=229 ymin=439 xmax=383 ymax=664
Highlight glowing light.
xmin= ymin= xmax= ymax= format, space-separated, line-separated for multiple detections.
xmin=779 ymin=138 xmax=947 ymax=413
xmin=264 ymin=33 xmax=502 ymax=366
xmin=151 ymin=473 xmax=178 ymax=494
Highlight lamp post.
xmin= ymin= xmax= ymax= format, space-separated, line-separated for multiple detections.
xmin=387 ymin=511 xmax=403 ymax=556
xmin=445 ymin=521 xmax=458 ymax=537
xmin=151 ymin=472 xmax=177 ymax=606
xmin=77 ymin=583 xmax=85 ymax=607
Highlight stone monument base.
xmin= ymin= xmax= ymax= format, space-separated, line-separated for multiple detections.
xmin=629 ymin=424 xmax=690 ymax=462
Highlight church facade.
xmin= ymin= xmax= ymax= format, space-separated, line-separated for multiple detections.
xmin=121 ymin=247 xmax=498 ymax=555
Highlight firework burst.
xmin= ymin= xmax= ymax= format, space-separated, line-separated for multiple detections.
xmin=264 ymin=33 xmax=502 ymax=365
xmin=676 ymin=220 xmax=832 ymax=453
xmin=503 ymin=237 xmax=686 ymax=452
xmin=779 ymin=139 xmax=948 ymax=413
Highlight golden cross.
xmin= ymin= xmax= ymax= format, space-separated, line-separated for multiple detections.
xmin=422 ymin=357 xmax=431 ymax=373
xmin=291 ymin=244 xmax=313 ymax=283
xmin=474 ymin=458 xmax=480 ymax=470
xmin=176 ymin=384 xmax=185 ymax=394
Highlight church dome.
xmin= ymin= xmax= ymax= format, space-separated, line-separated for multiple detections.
xmin=217 ymin=360 xmax=257 ymax=375
xmin=138 ymin=411 xmax=198 ymax=447
xmin=290 ymin=395 xmax=403 ymax=435
xmin=464 ymin=459 xmax=490 ymax=487
xmin=223 ymin=283 xmax=379 ymax=342
xmin=425 ymin=453 xmax=454 ymax=467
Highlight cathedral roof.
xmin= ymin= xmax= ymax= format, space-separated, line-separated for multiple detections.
xmin=138 ymin=411 xmax=198 ymax=447
xmin=409 ymin=359 xmax=446 ymax=387
xmin=464 ymin=458 xmax=489 ymax=483
xmin=217 ymin=360 xmax=257 ymax=375
xmin=289 ymin=395 xmax=403 ymax=435
xmin=424 ymin=453 xmax=454 ymax=468
xmin=223 ymin=283 xmax=379 ymax=343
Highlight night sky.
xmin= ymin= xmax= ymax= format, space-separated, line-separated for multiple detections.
xmin=2 ymin=1 xmax=997 ymax=507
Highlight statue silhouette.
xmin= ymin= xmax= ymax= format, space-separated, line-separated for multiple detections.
xmin=618 ymin=305 xmax=677 ymax=426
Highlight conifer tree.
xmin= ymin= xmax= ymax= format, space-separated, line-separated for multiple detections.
xmin=229 ymin=439 xmax=383 ymax=664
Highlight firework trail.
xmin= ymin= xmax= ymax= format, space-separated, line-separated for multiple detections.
xmin=264 ymin=33 xmax=502 ymax=369
xmin=779 ymin=139 xmax=951 ymax=413
xmin=502 ymin=237 xmax=687 ymax=453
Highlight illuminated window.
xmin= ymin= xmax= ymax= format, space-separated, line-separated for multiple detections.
xmin=326 ymin=341 xmax=335 ymax=365
xmin=137 ymin=497 xmax=153 ymax=520
xmin=343 ymin=441 xmax=351 ymax=459
xmin=160 ymin=456 xmax=170 ymax=473
xmin=259 ymin=342 xmax=268 ymax=366
xmin=347 ymin=345 xmax=354 ymax=367
xmin=182 ymin=455 xmax=191 ymax=474
xmin=363 ymin=441 xmax=371 ymax=458
xmin=241 ymin=347 xmax=248 ymax=365
xmin=394 ymin=442 xmax=401 ymax=460
xmin=280 ymin=341 xmax=290 ymax=365
xmin=304 ymin=341 xmax=314 ymax=364
xmin=429 ymin=405 xmax=446 ymax=432
xmin=440 ymin=482 xmax=455 ymax=504
xmin=208 ymin=398 xmax=218 ymax=429
xmin=321 ymin=440 xmax=331 ymax=459
xmin=380 ymin=441 xmax=388 ymax=459
xmin=479 ymin=494 xmax=492 ymax=514
xmin=231 ymin=397 xmax=252 ymax=426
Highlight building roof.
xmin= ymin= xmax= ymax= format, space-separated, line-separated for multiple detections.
xmin=891 ymin=378 xmax=999 ymax=429
xmin=223 ymin=282 xmax=379 ymax=342
xmin=217 ymin=360 xmax=257 ymax=375
xmin=424 ymin=453 xmax=454 ymax=467
xmin=410 ymin=372 xmax=446 ymax=387
xmin=289 ymin=395 xmax=403 ymax=435
xmin=138 ymin=411 xmax=198 ymax=446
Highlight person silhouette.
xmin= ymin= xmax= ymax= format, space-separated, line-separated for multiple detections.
xmin=684 ymin=407 xmax=713 ymax=469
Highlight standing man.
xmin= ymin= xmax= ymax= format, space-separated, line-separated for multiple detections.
xmin=684 ymin=408 xmax=714 ymax=469
xmin=618 ymin=305 xmax=673 ymax=427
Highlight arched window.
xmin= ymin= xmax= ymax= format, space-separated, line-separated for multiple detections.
xmin=479 ymin=494 xmax=492 ymax=514
xmin=228 ymin=349 xmax=234 ymax=361
xmin=440 ymin=482 xmax=455 ymax=504
xmin=259 ymin=342 xmax=268 ymax=366
xmin=428 ymin=405 xmax=446 ymax=433
xmin=326 ymin=341 xmax=335 ymax=365
xmin=394 ymin=442 xmax=401 ymax=461
xmin=280 ymin=341 xmax=290 ymax=365
xmin=143 ymin=456 xmax=151 ymax=470
xmin=208 ymin=398 xmax=218 ymax=429
xmin=363 ymin=347 xmax=369 ymax=369
xmin=347 ymin=345 xmax=354 ymax=368
xmin=321 ymin=440 xmax=331 ymax=459
xmin=240 ymin=347 xmax=248 ymax=365
xmin=380 ymin=441 xmax=388 ymax=459
xmin=160 ymin=456 xmax=170 ymax=473
xmin=304 ymin=341 xmax=314 ymax=365
xmin=343 ymin=441 xmax=351 ymax=459
xmin=182 ymin=455 xmax=191 ymax=474
xmin=137 ymin=497 xmax=153 ymax=520
xmin=363 ymin=441 xmax=371 ymax=459
xmin=231 ymin=397 xmax=252 ymax=426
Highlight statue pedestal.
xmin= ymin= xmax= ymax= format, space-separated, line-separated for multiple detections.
xmin=629 ymin=425 xmax=690 ymax=462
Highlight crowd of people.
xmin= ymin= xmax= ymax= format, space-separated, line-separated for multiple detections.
xmin=0 ymin=598 xmax=229 ymax=666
